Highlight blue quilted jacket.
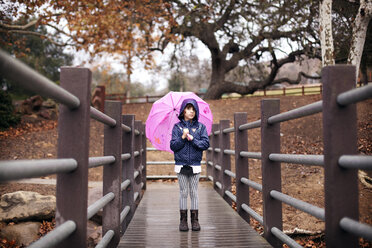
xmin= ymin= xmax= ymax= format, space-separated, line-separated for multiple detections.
xmin=170 ymin=99 xmax=210 ymax=166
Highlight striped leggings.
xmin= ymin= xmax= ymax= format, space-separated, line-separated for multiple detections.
xmin=177 ymin=173 xmax=200 ymax=210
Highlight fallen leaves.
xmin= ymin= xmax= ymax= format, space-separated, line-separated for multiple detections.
xmin=39 ymin=219 xmax=56 ymax=237
xmin=0 ymin=120 xmax=57 ymax=139
xmin=0 ymin=238 xmax=20 ymax=248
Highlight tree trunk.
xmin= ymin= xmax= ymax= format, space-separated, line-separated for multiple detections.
xmin=360 ymin=54 xmax=368 ymax=86
xmin=204 ymin=53 xmax=228 ymax=99
xmin=348 ymin=0 xmax=372 ymax=82
xmin=319 ymin=0 xmax=335 ymax=66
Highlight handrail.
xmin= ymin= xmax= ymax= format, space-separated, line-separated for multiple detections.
xmin=134 ymin=170 xmax=140 ymax=179
xmin=0 ymin=50 xmax=80 ymax=109
xmin=90 ymin=106 xmax=116 ymax=127
xmin=121 ymin=153 xmax=131 ymax=160
xmin=340 ymin=217 xmax=372 ymax=241
xmin=122 ymin=124 xmax=131 ymax=133
xmin=271 ymin=227 xmax=303 ymax=248
xmin=240 ymin=177 xmax=262 ymax=192
xmin=88 ymin=156 xmax=116 ymax=168
xmin=268 ymin=100 xmax=322 ymax=124
xmin=146 ymin=161 xmax=206 ymax=165
xmin=215 ymin=181 xmax=222 ymax=189
xmin=120 ymin=206 xmax=131 ymax=224
xmin=225 ymin=190 xmax=237 ymax=202
xmin=241 ymin=203 xmax=263 ymax=224
xmin=239 ymin=120 xmax=261 ymax=130
xmin=0 ymin=54 xmax=147 ymax=247
xmin=121 ymin=179 xmax=131 ymax=191
xmin=205 ymin=65 xmax=369 ymax=247
xmin=28 ymin=220 xmax=76 ymax=248
xmin=338 ymin=155 xmax=372 ymax=170
xmin=95 ymin=230 xmax=114 ymax=248
xmin=134 ymin=192 xmax=139 ymax=202
xmin=270 ymin=190 xmax=325 ymax=221
xmin=224 ymin=169 xmax=236 ymax=178
xmin=337 ymin=84 xmax=372 ymax=106
xmin=223 ymin=127 xmax=235 ymax=133
xmin=0 ymin=159 xmax=77 ymax=181
xmin=269 ymin=154 xmax=324 ymax=166
xmin=224 ymin=149 xmax=235 ymax=155
xmin=147 ymin=161 xmax=175 ymax=165
xmin=87 ymin=192 xmax=115 ymax=220
xmin=240 ymin=151 xmax=262 ymax=159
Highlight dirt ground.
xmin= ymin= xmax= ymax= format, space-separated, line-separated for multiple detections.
xmin=0 ymin=94 xmax=371 ymax=241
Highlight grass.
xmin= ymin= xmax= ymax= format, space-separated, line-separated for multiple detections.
xmin=222 ymin=85 xmax=322 ymax=99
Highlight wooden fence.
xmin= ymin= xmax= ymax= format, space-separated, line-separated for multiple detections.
xmin=94 ymin=84 xmax=323 ymax=109
xmin=0 ymin=50 xmax=146 ymax=248
xmin=206 ymin=65 xmax=372 ymax=248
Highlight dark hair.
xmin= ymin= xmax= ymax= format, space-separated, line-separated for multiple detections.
xmin=184 ymin=103 xmax=195 ymax=110
xmin=179 ymin=103 xmax=196 ymax=119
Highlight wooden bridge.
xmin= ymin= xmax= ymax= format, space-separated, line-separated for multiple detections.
xmin=0 ymin=49 xmax=371 ymax=248
xmin=119 ymin=181 xmax=271 ymax=247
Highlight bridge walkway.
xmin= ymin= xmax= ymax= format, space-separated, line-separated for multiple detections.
xmin=119 ymin=181 xmax=272 ymax=247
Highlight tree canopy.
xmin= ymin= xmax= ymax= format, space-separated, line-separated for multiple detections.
xmin=0 ymin=0 xmax=174 ymax=73
xmin=0 ymin=17 xmax=73 ymax=97
xmin=1 ymin=1 xmax=370 ymax=99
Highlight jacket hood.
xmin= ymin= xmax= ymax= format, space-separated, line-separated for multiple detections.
xmin=178 ymin=98 xmax=199 ymax=121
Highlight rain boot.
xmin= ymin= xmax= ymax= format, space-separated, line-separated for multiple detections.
xmin=179 ymin=210 xmax=189 ymax=231
xmin=190 ymin=210 xmax=201 ymax=231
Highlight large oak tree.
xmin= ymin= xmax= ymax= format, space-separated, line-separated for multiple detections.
xmin=167 ymin=0 xmax=320 ymax=99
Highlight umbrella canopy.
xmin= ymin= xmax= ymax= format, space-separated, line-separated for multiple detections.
xmin=145 ymin=91 xmax=213 ymax=153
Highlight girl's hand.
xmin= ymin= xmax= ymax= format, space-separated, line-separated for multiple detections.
xmin=186 ymin=134 xmax=193 ymax=141
xmin=182 ymin=128 xmax=189 ymax=139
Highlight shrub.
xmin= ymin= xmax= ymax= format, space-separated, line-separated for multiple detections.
xmin=0 ymin=90 xmax=20 ymax=130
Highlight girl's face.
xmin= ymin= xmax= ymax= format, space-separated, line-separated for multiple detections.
xmin=184 ymin=105 xmax=195 ymax=121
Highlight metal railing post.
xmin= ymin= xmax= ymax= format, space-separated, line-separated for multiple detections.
xmin=56 ymin=67 xmax=91 ymax=247
xmin=322 ymin=65 xmax=359 ymax=247
xmin=103 ymin=101 xmax=122 ymax=247
xmin=122 ymin=115 xmax=135 ymax=233
xmin=141 ymin=123 xmax=147 ymax=190
xmin=220 ymin=120 xmax=232 ymax=203
xmin=261 ymin=99 xmax=282 ymax=248
xmin=234 ymin=112 xmax=250 ymax=223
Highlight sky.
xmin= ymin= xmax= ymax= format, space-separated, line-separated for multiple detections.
xmin=69 ymin=40 xmax=212 ymax=92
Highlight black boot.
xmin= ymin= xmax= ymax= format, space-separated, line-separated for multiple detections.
xmin=190 ymin=210 xmax=201 ymax=231
xmin=179 ymin=210 xmax=189 ymax=231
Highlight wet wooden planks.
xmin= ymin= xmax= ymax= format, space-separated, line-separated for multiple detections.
xmin=118 ymin=181 xmax=272 ymax=248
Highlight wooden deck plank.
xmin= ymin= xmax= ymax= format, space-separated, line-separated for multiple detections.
xmin=119 ymin=181 xmax=272 ymax=248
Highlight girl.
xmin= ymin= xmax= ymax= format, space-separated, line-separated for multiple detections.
xmin=170 ymin=98 xmax=210 ymax=231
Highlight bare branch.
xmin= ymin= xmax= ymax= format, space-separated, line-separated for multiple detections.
xmin=0 ymin=19 xmax=39 ymax=30
xmin=273 ymin=71 xmax=321 ymax=85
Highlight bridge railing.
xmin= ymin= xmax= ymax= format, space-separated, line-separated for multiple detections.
xmin=207 ymin=65 xmax=372 ymax=248
xmin=0 ymin=50 xmax=146 ymax=248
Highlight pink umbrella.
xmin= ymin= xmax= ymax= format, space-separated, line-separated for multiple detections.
xmin=145 ymin=91 xmax=213 ymax=153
